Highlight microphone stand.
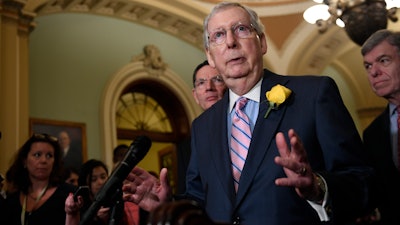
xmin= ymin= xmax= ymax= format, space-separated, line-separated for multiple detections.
xmin=107 ymin=187 xmax=124 ymax=225
xmin=80 ymin=136 xmax=151 ymax=225
xmin=80 ymin=183 xmax=124 ymax=225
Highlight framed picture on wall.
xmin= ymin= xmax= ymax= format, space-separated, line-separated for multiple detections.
xmin=29 ymin=118 xmax=87 ymax=171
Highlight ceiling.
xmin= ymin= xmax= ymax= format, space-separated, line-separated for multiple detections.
xmin=22 ymin=0 xmax=399 ymax=129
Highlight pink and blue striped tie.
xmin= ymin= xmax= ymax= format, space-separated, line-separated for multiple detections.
xmin=230 ymin=97 xmax=252 ymax=192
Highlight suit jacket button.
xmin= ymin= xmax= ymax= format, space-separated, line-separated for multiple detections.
xmin=232 ymin=216 xmax=240 ymax=224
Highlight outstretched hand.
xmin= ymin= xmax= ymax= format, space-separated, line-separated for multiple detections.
xmin=274 ymin=129 xmax=322 ymax=202
xmin=122 ymin=167 xmax=172 ymax=211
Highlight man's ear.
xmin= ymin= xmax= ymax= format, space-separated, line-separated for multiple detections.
xmin=259 ymin=33 xmax=268 ymax=55
xmin=192 ymin=88 xmax=200 ymax=105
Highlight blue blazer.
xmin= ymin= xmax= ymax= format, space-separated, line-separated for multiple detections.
xmin=363 ymin=106 xmax=400 ymax=225
xmin=187 ymin=69 xmax=373 ymax=225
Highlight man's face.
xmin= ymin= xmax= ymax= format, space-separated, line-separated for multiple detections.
xmin=205 ymin=6 xmax=267 ymax=96
xmin=58 ymin=132 xmax=71 ymax=149
xmin=192 ymin=65 xmax=226 ymax=110
xmin=363 ymin=41 xmax=400 ymax=100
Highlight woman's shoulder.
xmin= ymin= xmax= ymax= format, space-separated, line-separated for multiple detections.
xmin=4 ymin=190 xmax=20 ymax=206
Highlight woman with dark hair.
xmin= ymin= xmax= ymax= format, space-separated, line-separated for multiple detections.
xmin=65 ymin=159 xmax=139 ymax=225
xmin=62 ymin=167 xmax=79 ymax=187
xmin=3 ymin=133 xmax=76 ymax=225
xmin=77 ymin=159 xmax=109 ymax=218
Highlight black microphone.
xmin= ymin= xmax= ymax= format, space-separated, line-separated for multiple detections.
xmin=79 ymin=135 xmax=152 ymax=225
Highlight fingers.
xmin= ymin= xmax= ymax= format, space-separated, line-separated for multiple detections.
xmin=122 ymin=181 xmax=138 ymax=203
xmin=125 ymin=167 xmax=146 ymax=181
xmin=97 ymin=207 xmax=110 ymax=222
xmin=275 ymin=131 xmax=290 ymax=157
xmin=123 ymin=166 xmax=171 ymax=209
xmin=274 ymin=130 xmax=297 ymax=170
xmin=123 ymin=167 xmax=164 ymax=204
xmin=123 ymin=168 xmax=142 ymax=203
xmin=274 ymin=129 xmax=314 ymax=189
xmin=275 ymin=129 xmax=308 ymax=168
xmin=296 ymin=167 xmax=307 ymax=176
xmin=65 ymin=193 xmax=82 ymax=214
xmin=275 ymin=129 xmax=303 ymax=158
xmin=288 ymin=129 xmax=305 ymax=157
xmin=123 ymin=167 xmax=149 ymax=194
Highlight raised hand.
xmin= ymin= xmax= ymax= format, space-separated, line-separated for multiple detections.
xmin=122 ymin=167 xmax=172 ymax=211
xmin=274 ymin=129 xmax=323 ymax=203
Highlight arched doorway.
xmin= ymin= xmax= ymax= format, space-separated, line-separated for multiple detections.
xmin=100 ymin=51 xmax=202 ymax=182
xmin=116 ymin=80 xmax=190 ymax=143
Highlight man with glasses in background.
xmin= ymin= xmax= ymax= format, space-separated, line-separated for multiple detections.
xmin=176 ymin=60 xmax=227 ymax=196
xmin=192 ymin=60 xmax=227 ymax=110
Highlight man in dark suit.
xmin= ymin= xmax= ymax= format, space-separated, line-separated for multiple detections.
xmin=360 ymin=29 xmax=400 ymax=225
xmin=123 ymin=2 xmax=374 ymax=225
xmin=176 ymin=60 xmax=227 ymax=195
xmin=59 ymin=130 xmax=82 ymax=171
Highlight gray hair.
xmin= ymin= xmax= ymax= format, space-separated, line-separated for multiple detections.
xmin=361 ymin=29 xmax=400 ymax=56
xmin=203 ymin=2 xmax=265 ymax=49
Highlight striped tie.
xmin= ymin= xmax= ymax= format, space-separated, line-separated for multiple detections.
xmin=230 ymin=97 xmax=252 ymax=192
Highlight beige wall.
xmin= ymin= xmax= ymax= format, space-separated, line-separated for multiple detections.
xmin=27 ymin=13 xmax=206 ymax=172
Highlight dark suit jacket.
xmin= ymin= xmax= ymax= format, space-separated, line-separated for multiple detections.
xmin=176 ymin=136 xmax=191 ymax=196
xmin=62 ymin=144 xmax=83 ymax=171
xmin=186 ymin=70 xmax=374 ymax=225
xmin=363 ymin=106 xmax=400 ymax=225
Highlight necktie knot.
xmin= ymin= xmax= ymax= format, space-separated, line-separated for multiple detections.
xmin=236 ymin=97 xmax=248 ymax=111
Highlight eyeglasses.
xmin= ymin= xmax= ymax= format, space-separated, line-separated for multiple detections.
xmin=194 ymin=75 xmax=224 ymax=90
xmin=31 ymin=133 xmax=58 ymax=143
xmin=208 ymin=23 xmax=255 ymax=46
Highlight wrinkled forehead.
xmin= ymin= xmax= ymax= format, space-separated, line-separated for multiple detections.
xmin=364 ymin=41 xmax=397 ymax=59
xmin=207 ymin=6 xmax=250 ymax=31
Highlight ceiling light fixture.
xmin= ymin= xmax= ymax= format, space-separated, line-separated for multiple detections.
xmin=303 ymin=0 xmax=399 ymax=46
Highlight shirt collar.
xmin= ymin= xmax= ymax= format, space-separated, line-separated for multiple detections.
xmin=390 ymin=103 xmax=397 ymax=116
xmin=229 ymin=78 xmax=262 ymax=112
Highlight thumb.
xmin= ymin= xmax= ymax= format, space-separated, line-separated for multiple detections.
xmin=159 ymin=168 xmax=173 ymax=202
xmin=159 ymin=168 xmax=169 ymax=188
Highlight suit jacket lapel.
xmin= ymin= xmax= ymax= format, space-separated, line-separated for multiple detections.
xmin=376 ymin=106 xmax=394 ymax=162
xmin=235 ymin=70 xmax=291 ymax=203
xmin=209 ymin=93 xmax=237 ymax=202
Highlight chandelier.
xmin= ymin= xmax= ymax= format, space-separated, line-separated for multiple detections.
xmin=303 ymin=0 xmax=399 ymax=46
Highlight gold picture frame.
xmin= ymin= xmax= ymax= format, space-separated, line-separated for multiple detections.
xmin=29 ymin=118 xmax=87 ymax=170
xmin=158 ymin=146 xmax=177 ymax=194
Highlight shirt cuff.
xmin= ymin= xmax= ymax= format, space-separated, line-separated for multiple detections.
xmin=307 ymin=175 xmax=329 ymax=221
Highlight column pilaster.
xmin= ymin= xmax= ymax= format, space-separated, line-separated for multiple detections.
xmin=0 ymin=0 xmax=35 ymax=175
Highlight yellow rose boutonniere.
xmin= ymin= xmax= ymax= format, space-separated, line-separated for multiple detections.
xmin=264 ymin=84 xmax=292 ymax=118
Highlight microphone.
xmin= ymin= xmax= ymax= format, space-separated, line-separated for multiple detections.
xmin=79 ymin=135 xmax=152 ymax=225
